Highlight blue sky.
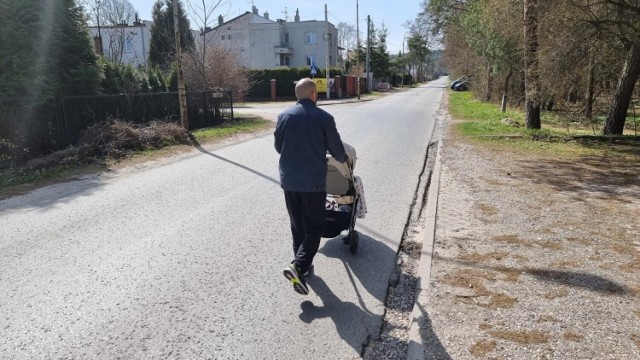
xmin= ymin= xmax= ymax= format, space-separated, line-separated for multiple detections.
xmin=132 ymin=0 xmax=423 ymax=54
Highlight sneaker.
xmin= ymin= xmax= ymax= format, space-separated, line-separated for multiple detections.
xmin=283 ymin=263 xmax=309 ymax=295
xmin=304 ymin=264 xmax=314 ymax=277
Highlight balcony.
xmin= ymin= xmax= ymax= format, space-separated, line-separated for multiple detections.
xmin=274 ymin=46 xmax=293 ymax=54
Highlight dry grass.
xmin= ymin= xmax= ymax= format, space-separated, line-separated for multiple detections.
xmin=566 ymin=236 xmax=592 ymax=245
xmin=489 ymin=330 xmax=550 ymax=345
xmin=543 ymin=288 xmax=570 ymax=299
xmin=469 ymin=340 xmax=497 ymax=358
xmin=537 ymin=315 xmax=560 ymax=323
xmin=536 ymin=240 xmax=564 ymax=250
xmin=442 ymin=269 xmax=518 ymax=309
xmin=494 ymin=266 xmax=522 ymax=282
xmin=476 ymin=203 xmax=499 ymax=223
xmin=634 ymin=309 xmax=640 ymax=319
xmin=631 ymin=334 xmax=640 ymax=349
xmin=618 ymin=260 xmax=640 ymax=273
xmin=510 ymin=254 xmax=529 ymax=262
xmin=458 ymin=251 xmax=510 ymax=264
xmin=563 ymin=331 xmax=584 ymax=342
xmin=492 ymin=234 xmax=533 ymax=247
xmin=610 ymin=242 xmax=639 ymax=256
xmin=551 ymin=260 xmax=582 ymax=269
xmin=479 ymin=323 xmax=493 ymax=330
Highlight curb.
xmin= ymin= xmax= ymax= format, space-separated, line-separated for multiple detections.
xmin=406 ymin=138 xmax=443 ymax=360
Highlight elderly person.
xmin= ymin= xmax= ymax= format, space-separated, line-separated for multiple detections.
xmin=274 ymin=78 xmax=348 ymax=295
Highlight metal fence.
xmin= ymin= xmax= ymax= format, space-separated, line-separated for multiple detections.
xmin=0 ymin=90 xmax=233 ymax=163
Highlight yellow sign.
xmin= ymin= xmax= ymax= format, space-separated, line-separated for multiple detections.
xmin=313 ymin=78 xmax=327 ymax=93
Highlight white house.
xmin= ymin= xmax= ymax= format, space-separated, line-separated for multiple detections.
xmin=89 ymin=20 xmax=153 ymax=68
xmin=204 ymin=6 xmax=339 ymax=69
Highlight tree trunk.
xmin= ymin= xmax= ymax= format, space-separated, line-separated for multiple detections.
xmin=486 ymin=62 xmax=493 ymax=102
xmin=501 ymin=68 xmax=513 ymax=112
xmin=603 ymin=39 xmax=640 ymax=135
xmin=585 ymin=46 xmax=596 ymax=119
xmin=523 ymin=0 xmax=541 ymax=129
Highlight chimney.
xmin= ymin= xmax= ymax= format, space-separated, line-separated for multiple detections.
xmin=294 ymin=8 xmax=300 ymax=22
xmin=218 ymin=15 xmax=223 ymax=26
xmin=252 ymin=5 xmax=258 ymax=14
xmin=264 ymin=11 xmax=269 ymax=19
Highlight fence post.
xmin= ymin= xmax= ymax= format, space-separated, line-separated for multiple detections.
xmin=120 ymin=93 xmax=130 ymax=121
xmin=270 ymin=79 xmax=277 ymax=101
xmin=229 ymin=91 xmax=234 ymax=119
xmin=202 ymin=91 xmax=209 ymax=127
xmin=335 ymin=76 xmax=342 ymax=98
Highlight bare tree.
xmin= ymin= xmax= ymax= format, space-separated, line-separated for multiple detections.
xmin=184 ymin=0 xmax=230 ymax=89
xmin=82 ymin=0 xmax=136 ymax=26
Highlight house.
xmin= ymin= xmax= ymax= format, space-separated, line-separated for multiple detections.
xmin=89 ymin=19 xmax=200 ymax=68
xmin=204 ymin=6 xmax=339 ymax=69
xmin=89 ymin=19 xmax=153 ymax=68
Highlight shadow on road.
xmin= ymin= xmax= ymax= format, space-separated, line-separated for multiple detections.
xmin=410 ymin=302 xmax=453 ymax=360
xmin=0 ymin=175 xmax=106 ymax=212
xmin=191 ymin=138 xmax=280 ymax=186
xmin=300 ymin=275 xmax=377 ymax=356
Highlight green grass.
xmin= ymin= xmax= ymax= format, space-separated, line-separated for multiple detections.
xmin=448 ymin=90 xmax=639 ymax=156
xmin=191 ymin=114 xmax=272 ymax=142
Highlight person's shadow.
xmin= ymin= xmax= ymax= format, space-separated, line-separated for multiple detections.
xmin=299 ymin=275 xmax=376 ymax=356
xmin=297 ymin=232 xmax=398 ymax=355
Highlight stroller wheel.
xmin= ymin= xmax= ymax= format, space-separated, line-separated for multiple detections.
xmin=349 ymin=231 xmax=359 ymax=254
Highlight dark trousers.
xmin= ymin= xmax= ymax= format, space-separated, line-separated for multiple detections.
xmin=284 ymin=190 xmax=326 ymax=273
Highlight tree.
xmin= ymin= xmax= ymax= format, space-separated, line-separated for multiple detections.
xmin=523 ymin=0 xmax=542 ymax=129
xmin=82 ymin=0 xmax=136 ymax=26
xmin=0 ymin=0 xmax=100 ymax=98
xmin=149 ymin=0 xmax=195 ymax=70
xmin=183 ymin=0 xmax=230 ymax=91
xmin=337 ymin=22 xmax=357 ymax=65
xmin=604 ymin=40 xmax=640 ymax=134
xmin=1 ymin=0 xmax=101 ymax=156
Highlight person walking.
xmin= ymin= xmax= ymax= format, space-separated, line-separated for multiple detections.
xmin=274 ymin=78 xmax=348 ymax=295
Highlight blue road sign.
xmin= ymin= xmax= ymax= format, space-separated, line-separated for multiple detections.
xmin=310 ymin=65 xmax=317 ymax=76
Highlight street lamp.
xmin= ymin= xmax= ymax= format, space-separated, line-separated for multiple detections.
xmin=356 ymin=0 xmax=360 ymax=99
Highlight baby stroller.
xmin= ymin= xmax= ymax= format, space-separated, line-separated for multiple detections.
xmin=323 ymin=143 xmax=361 ymax=254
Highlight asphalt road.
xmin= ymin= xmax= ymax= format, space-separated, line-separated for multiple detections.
xmin=0 ymin=79 xmax=447 ymax=359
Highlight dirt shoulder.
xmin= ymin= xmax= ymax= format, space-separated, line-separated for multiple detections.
xmin=423 ymin=116 xmax=640 ymax=358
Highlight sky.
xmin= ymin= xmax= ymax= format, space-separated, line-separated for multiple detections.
xmin=132 ymin=0 xmax=423 ymax=54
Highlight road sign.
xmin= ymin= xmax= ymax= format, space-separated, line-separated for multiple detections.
xmin=310 ymin=65 xmax=317 ymax=77
xmin=313 ymin=78 xmax=327 ymax=93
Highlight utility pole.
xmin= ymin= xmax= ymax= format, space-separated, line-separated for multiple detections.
xmin=325 ymin=4 xmax=330 ymax=100
xmin=356 ymin=0 xmax=360 ymax=99
xmin=366 ymin=15 xmax=370 ymax=92
xmin=173 ymin=0 xmax=189 ymax=130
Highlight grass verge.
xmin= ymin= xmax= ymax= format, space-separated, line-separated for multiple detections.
xmin=448 ymin=91 xmax=640 ymax=157
xmin=0 ymin=115 xmax=272 ymax=199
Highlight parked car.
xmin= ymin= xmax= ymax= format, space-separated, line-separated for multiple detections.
xmin=377 ymin=82 xmax=391 ymax=92
xmin=450 ymin=75 xmax=471 ymax=91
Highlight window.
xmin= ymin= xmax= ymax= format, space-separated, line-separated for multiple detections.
xmin=280 ymin=55 xmax=290 ymax=66
xmin=305 ymin=32 xmax=317 ymax=44
xmin=228 ymin=34 xmax=232 ymax=39
xmin=221 ymin=35 xmax=225 ymax=40
xmin=284 ymin=32 xmax=289 ymax=44
xmin=306 ymin=55 xmax=316 ymax=66
xmin=123 ymin=35 xmax=134 ymax=53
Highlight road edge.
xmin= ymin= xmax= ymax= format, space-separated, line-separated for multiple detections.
xmin=406 ymin=108 xmax=445 ymax=360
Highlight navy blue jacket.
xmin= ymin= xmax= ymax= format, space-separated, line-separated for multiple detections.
xmin=274 ymin=99 xmax=347 ymax=192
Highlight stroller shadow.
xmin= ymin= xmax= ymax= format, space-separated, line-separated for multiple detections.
xmin=300 ymin=275 xmax=377 ymax=356
xmin=318 ymin=232 xmax=398 ymax=305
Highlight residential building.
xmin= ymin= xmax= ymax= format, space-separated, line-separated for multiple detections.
xmin=89 ymin=19 xmax=153 ymax=68
xmin=205 ymin=6 xmax=338 ymax=69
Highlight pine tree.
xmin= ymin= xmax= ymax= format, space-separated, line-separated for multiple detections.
xmin=148 ymin=0 xmax=195 ymax=70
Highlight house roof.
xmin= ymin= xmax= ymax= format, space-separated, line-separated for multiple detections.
xmin=206 ymin=11 xmax=275 ymax=33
